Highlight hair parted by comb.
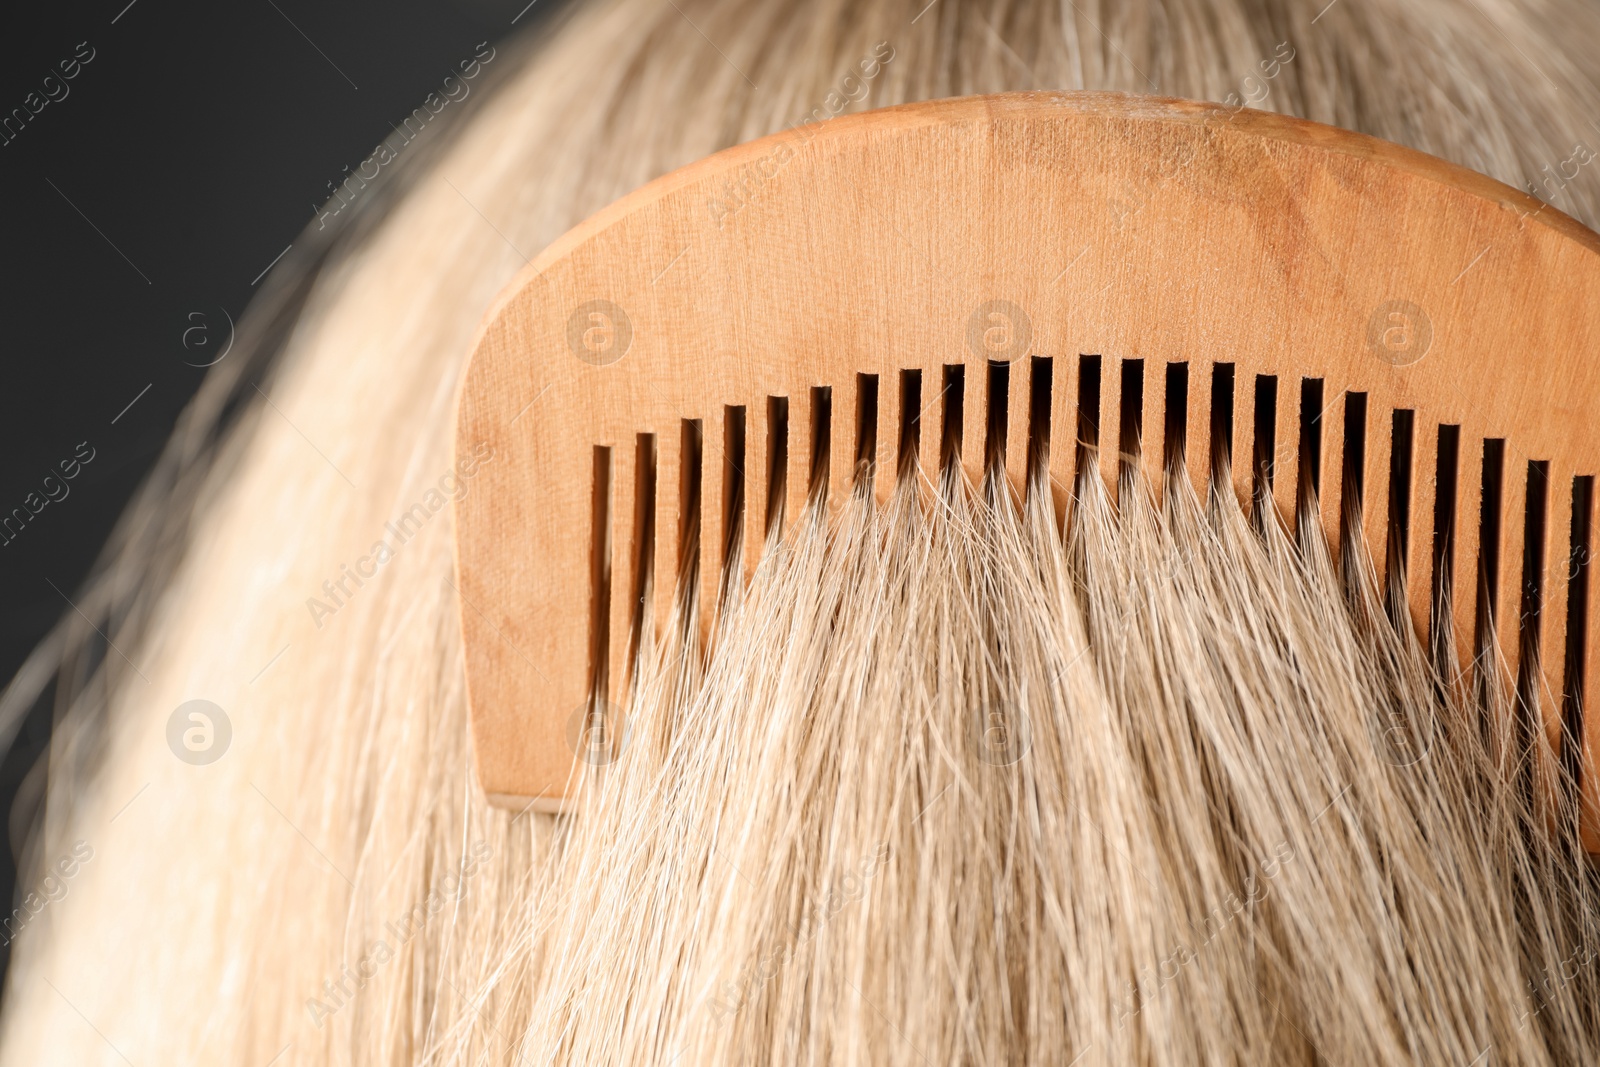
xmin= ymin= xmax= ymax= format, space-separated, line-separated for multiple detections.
xmin=4 ymin=0 xmax=1600 ymax=1064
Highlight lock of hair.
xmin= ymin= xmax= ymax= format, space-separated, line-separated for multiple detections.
xmin=454 ymin=92 xmax=1600 ymax=835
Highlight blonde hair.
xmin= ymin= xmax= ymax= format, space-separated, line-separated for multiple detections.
xmin=5 ymin=0 xmax=1600 ymax=1063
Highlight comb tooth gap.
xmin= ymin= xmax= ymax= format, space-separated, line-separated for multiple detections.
xmin=1384 ymin=410 xmax=1416 ymax=624
xmin=1209 ymin=362 xmax=1236 ymax=504
xmin=1516 ymin=460 xmax=1551 ymax=741
xmin=1475 ymin=439 xmax=1507 ymax=700
xmin=1075 ymin=355 xmax=1103 ymax=499
xmin=1565 ymin=476 xmax=1594 ymax=795
xmin=1162 ymin=361 xmax=1189 ymax=486
xmin=1117 ymin=358 xmax=1145 ymax=495
xmin=627 ymin=434 xmax=656 ymax=678
xmin=1027 ymin=356 xmax=1054 ymax=501
xmin=898 ymin=369 xmax=923 ymax=481
xmin=1295 ymin=378 xmax=1324 ymax=543
xmin=677 ymin=419 xmax=704 ymax=630
xmin=807 ymin=386 xmax=832 ymax=507
xmin=1338 ymin=392 xmax=1368 ymax=580
xmin=765 ymin=397 xmax=789 ymax=536
xmin=986 ymin=360 xmax=1011 ymax=482
xmin=1250 ymin=375 xmax=1278 ymax=533
xmin=856 ymin=373 xmax=880 ymax=486
xmin=1430 ymin=425 xmax=1462 ymax=669
xmin=940 ymin=365 xmax=965 ymax=475
xmin=588 ymin=445 xmax=614 ymax=719
xmin=722 ymin=405 xmax=746 ymax=581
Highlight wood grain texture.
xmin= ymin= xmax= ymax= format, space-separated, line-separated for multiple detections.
xmin=454 ymin=92 xmax=1600 ymax=824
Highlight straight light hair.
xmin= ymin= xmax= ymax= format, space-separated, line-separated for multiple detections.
xmin=5 ymin=0 xmax=1600 ymax=1063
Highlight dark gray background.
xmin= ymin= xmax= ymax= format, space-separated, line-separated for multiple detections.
xmin=0 ymin=0 xmax=562 ymax=984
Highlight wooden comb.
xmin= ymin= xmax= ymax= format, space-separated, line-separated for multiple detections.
xmin=454 ymin=92 xmax=1600 ymax=833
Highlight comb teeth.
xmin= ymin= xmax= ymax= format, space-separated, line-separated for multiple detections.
xmin=589 ymin=357 xmax=1596 ymax=745
xmin=456 ymin=93 xmax=1600 ymax=823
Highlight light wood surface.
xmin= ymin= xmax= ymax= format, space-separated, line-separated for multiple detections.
xmin=454 ymin=92 xmax=1600 ymax=840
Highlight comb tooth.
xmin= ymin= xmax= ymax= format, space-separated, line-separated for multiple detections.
xmin=1098 ymin=356 xmax=1125 ymax=507
xmin=1496 ymin=452 xmax=1530 ymax=700
xmin=1292 ymin=382 xmax=1331 ymax=550
xmin=1140 ymin=359 xmax=1166 ymax=508
xmin=1047 ymin=355 xmax=1079 ymax=528
xmin=1359 ymin=406 xmax=1394 ymax=586
xmin=1573 ymin=479 xmax=1600 ymax=846
xmin=1541 ymin=467 xmax=1574 ymax=754
xmin=606 ymin=439 xmax=640 ymax=710
xmin=743 ymin=401 xmax=774 ymax=583
xmin=1181 ymin=362 xmax=1208 ymax=504
xmin=651 ymin=425 xmax=684 ymax=643
xmin=1451 ymin=434 xmax=1485 ymax=685
xmin=1230 ymin=373 xmax=1257 ymax=518
xmin=920 ymin=366 xmax=952 ymax=493
xmin=1405 ymin=419 xmax=1440 ymax=644
xmin=829 ymin=376 xmax=860 ymax=513
xmin=962 ymin=359 xmax=987 ymax=488
xmin=588 ymin=445 xmax=614 ymax=728
xmin=784 ymin=390 xmax=815 ymax=538
xmin=1269 ymin=376 xmax=1296 ymax=531
xmin=1004 ymin=356 xmax=1031 ymax=504
xmin=1427 ymin=425 xmax=1463 ymax=669
xmin=698 ymin=412 xmax=730 ymax=644
xmin=873 ymin=372 xmax=901 ymax=505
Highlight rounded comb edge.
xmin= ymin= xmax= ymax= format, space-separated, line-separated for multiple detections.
xmin=452 ymin=91 xmax=1600 ymax=841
